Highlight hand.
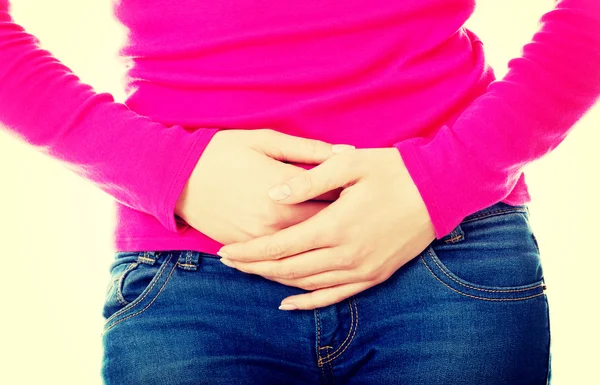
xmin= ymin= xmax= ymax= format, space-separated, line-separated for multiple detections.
xmin=217 ymin=148 xmax=436 ymax=310
xmin=175 ymin=129 xmax=352 ymax=244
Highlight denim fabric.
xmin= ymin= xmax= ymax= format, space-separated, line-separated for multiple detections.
xmin=101 ymin=201 xmax=551 ymax=384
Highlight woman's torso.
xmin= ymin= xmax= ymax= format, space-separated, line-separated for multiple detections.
xmin=111 ymin=0 xmax=530 ymax=253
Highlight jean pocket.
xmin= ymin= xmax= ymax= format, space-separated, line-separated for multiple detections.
xmin=103 ymin=251 xmax=174 ymax=325
xmin=420 ymin=204 xmax=546 ymax=301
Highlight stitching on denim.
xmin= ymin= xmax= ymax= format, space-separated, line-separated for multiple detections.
xmin=105 ymin=277 xmax=118 ymax=296
xmin=462 ymin=208 xmax=527 ymax=223
xmin=177 ymin=263 xmax=196 ymax=268
xmin=137 ymin=256 xmax=156 ymax=264
xmin=105 ymin=256 xmax=171 ymax=324
xmin=444 ymin=234 xmax=464 ymax=244
xmin=104 ymin=255 xmax=173 ymax=325
xmin=323 ymin=297 xmax=359 ymax=363
xmin=104 ymin=261 xmax=177 ymax=333
xmin=322 ymin=298 xmax=355 ymax=360
xmin=321 ymin=298 xmax=359 ymax=364
xmin=420 ymin=256 xmax=545 ymax=302
xmin=316 ymin=310 xmax=327 ymax=379
xmin=544 ymin=295 xmax=552 ymax=384
xmin=328 ymin=351 xmax=335 ymax=384
xmin=115 ymin=262 xmax=138 ymax=306
xmin=427 ymin=249 xmax=544 ymax=293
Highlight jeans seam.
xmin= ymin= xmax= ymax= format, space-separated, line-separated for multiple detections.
xmin=115 ymin=262 xmax=138 ymax=306
xmin=320 ymin=297 xmax=359 ymax=365
xmin=104 ymin=260 xmax=177 ymax=333
xmin=461 ymin=208 xmax=528 ymax=224
xmin=104 ymin=255 xmax=173 ymax=325
xmin=106 ymin=277 xmax=118 ymax=296
xmin=325 ymin=298 xmax=355 ymax=358
xmin=328 ymin=352 xmax=335 ymax=384
xmin=420 ymin=255 xmax=545 ymax=302
xmin=545 ymin=295 xmax=552 ymax=384
xmin=316 ymin=311 xmax=328 ymax=381
xmin=427 ymin=248 xmax=545 ymax=293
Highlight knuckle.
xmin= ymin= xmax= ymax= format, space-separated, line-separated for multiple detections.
xmin=273 ymin=266 xmax=293 ymax=279
xmin=307 ymin=226 xmax=324 ymax=246
xmin=269 ymin=267 xmax=288 ymax=279
xmin=327 ymin=218 xmax=344 ymax=238
xmin=296 ymin=173 xmax=314 ymax=197
xmin=300 ymin=280 xmax=319 ymax=291
xmin=364 ymin=270 xmax=379 ymax=282
xmin=336 ymin=254 xmax=355 ymax=268
xmin=324 ymin=227 xmax=343 ymax=245
xmin=306 ymin=139 xmax=320 ymax=156
xmin=264 ymin=240 xmax=287 ymax=259
xmin=362 ymin=267 xmax=381 ymax=282
xmin=339 ymin=149 xmax=360 ymax=169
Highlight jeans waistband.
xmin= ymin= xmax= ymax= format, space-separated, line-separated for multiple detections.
xmin=462 ymin=201 xmax=529 ymax=223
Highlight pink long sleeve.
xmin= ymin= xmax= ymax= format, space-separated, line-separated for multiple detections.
xmin=0 ymin=1 xmax=219 ymax=233
xmin=2 ymin=0 xmax=597 ymax=253
xmin=395 ymin=0 xmax=600 ymax=239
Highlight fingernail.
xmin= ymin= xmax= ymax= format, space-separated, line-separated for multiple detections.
xmin=220 ymin=258 xmax=234 ymax=267
xmin=268 ymin=184 xmax=292 ymax=201
xmin=217 ymin=250 xmax=231 ymax=259
xmin=278 ymin=303 xmax=298 ymax=311
xmin=332 ymin=144 xmax=355 ymax=154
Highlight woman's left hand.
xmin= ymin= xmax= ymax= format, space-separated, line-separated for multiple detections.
xmin=217 ymin=147 xmax=437 ymax=310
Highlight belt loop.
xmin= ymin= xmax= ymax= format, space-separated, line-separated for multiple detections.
xmin=177 ymin=250 xmax=200 ymax=271
xmin=136 ymin=251 xmax=161 ymax=265
xmin=442 ymin=224 xmax=465 ymax=244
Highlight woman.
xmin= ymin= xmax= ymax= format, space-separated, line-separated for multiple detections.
xmin=1 ymin=0 xmax=598 ymax=383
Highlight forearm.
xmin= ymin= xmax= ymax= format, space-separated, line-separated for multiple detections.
xmin=0 ymin=1 xmax=219 ymax=232
xmin=395 ymin=0 xmax=600 ymax=238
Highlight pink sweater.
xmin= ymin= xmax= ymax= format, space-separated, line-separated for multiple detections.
xmin=1 ymin=1 xmax=599 ymax=254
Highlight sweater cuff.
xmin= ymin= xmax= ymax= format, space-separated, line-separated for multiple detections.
xmin=393 ymin=124 xmax=511 ymax=240
xmin=158 ymin=127 xmax=219 ymax=233
xmin=394 ymin=136 xmax=456 ymax=240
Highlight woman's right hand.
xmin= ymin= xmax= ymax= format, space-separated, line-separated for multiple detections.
xmin=175 ymin=129 xmax=350 ymax=245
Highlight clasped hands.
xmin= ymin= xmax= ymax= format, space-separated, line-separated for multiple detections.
xmin=212 ymin=133 xmax=436 ymax=311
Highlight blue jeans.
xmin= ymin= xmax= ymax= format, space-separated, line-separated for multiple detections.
xmin=101 ymin=201 xmax=551 ymax=384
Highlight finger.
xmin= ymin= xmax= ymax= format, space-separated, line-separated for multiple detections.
xmin=220 ymin=247 xmax=346 ymax=280
xmin=276 ymin=200 xmax=329 ymax=229
xmin=279 ymin=162 xmax=342 ymax=202
xmin=267 ymin=151 xmax=359 ymax=204
xmin=257 ymin=129 xmax=354 ymax=164
xmin=218 ymin=210 xmax=333 ymax=262
xmin=278 ymin=281 xmax=372 ymax=311
xmin=269 ymin=267 xmax=365 ymax=291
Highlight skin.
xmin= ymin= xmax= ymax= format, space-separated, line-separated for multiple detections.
xmin=175 ymin=129 xmax=352 ymax=244
xmin=213 ymin=145 xmax=436 ymax=311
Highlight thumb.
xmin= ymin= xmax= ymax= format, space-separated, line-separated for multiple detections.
xmin=256 ymin=129 xmax=354 ymax=164
xmin=267 ymin=152 xmax=358 ymax=204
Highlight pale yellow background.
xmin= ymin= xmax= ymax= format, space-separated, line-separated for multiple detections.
xmin=0 ymin=1 xmax=598 ymax=383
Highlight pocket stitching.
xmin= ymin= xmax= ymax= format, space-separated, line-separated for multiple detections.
xmin=104 ymin=254 xmax=174 ymax=325
xmin=420 ymin=254 xmax=545 ymax=302
xmin=104 ymin=260 xmax=177 ymax=333
xmin=461 ymin=207 xmax=527 ymax=224
xmin=426 ymin=248 xmax=544 ymax=293
xmin=114 ymin=262 xmax=139 ymax=306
